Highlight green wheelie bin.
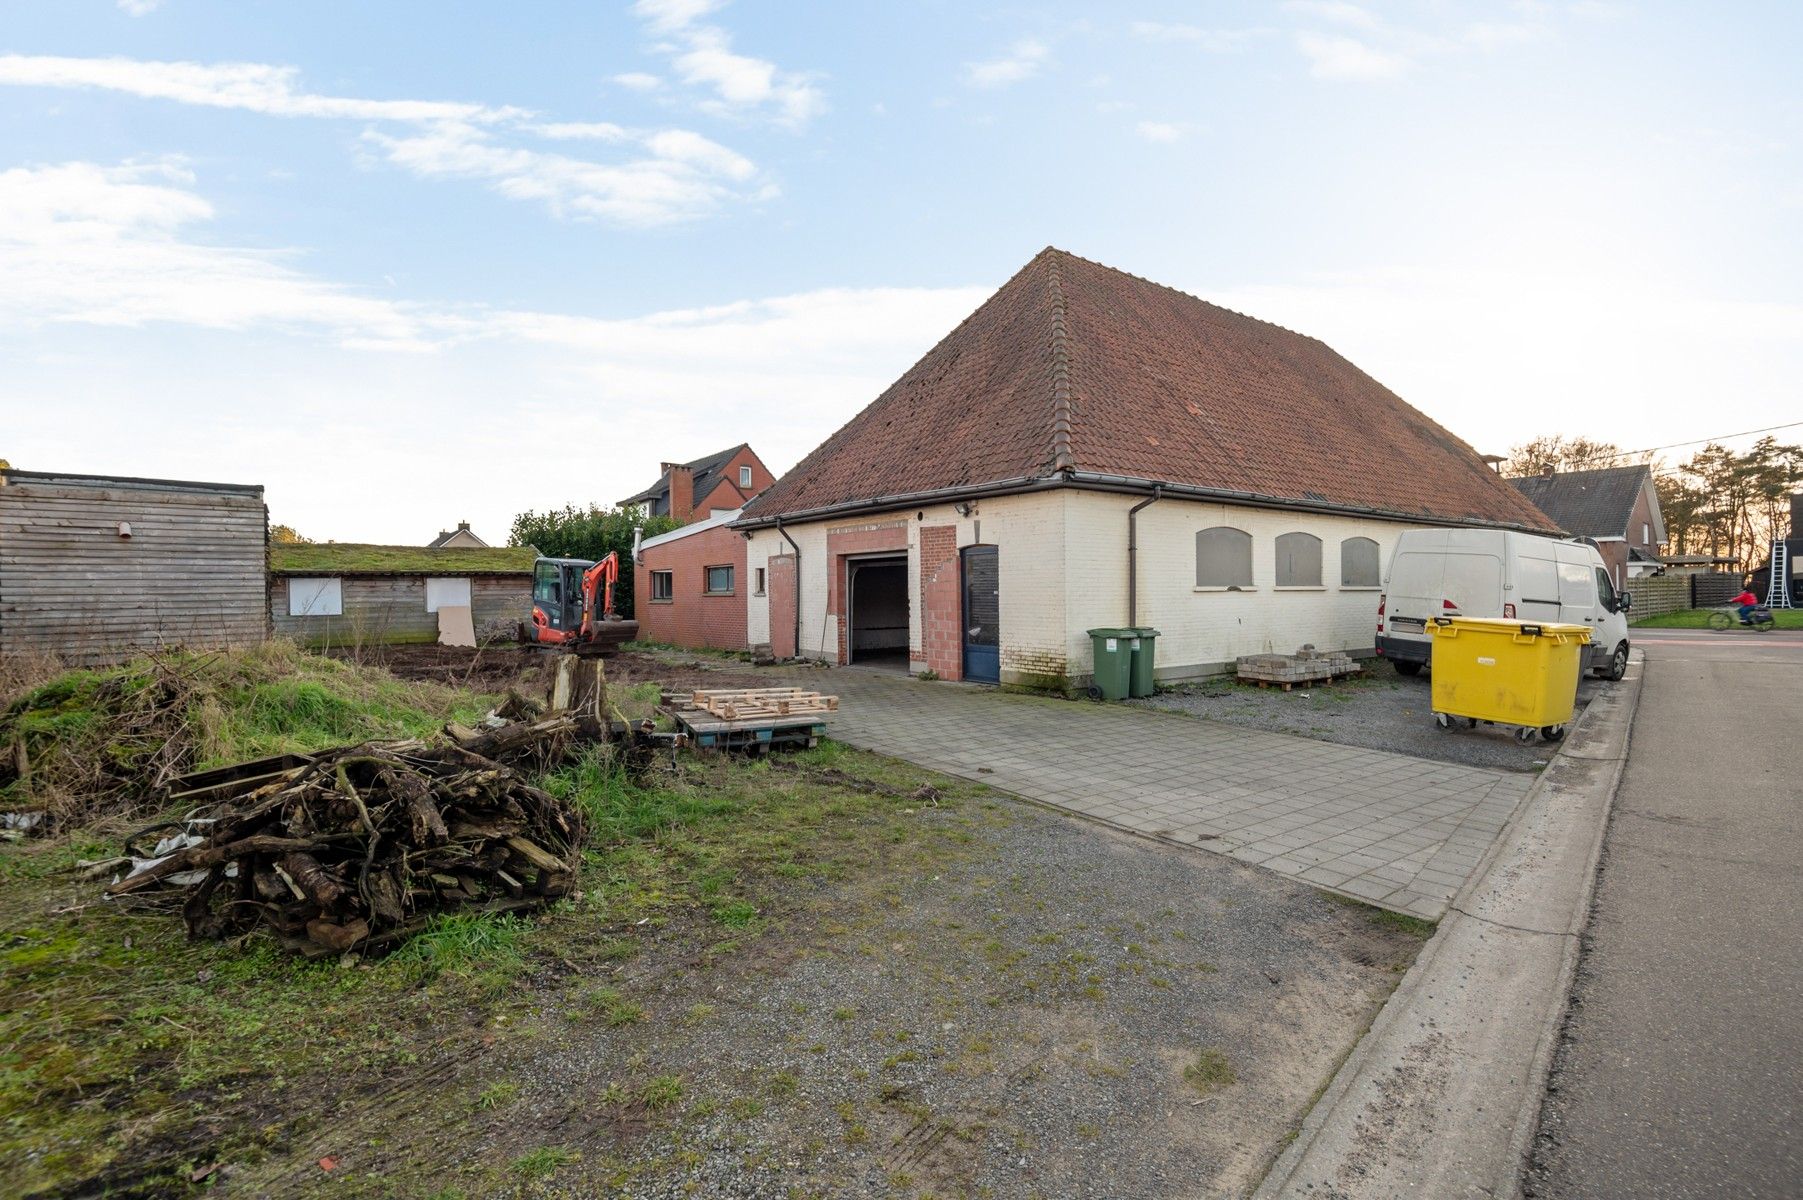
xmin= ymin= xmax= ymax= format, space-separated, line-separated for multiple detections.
xmin=1086 ymin=628 xmax=1136 ymax=700
xmin=1128 ymin=627 xmax=1160 ymax=698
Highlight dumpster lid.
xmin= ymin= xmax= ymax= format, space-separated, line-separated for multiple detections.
xmin=1430 ymin=616 xmax=1592 ymax=640
xmin=1086 ymin=628 xmax=1136 ymax=638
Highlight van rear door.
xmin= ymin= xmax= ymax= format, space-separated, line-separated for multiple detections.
xmin=1386 ymin=550 xmax=1445 ymax=638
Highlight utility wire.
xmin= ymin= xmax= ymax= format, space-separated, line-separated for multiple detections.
xmin=1590 ymin=420 xmax=1803 ymax=464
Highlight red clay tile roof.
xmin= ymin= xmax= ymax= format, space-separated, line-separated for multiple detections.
xmin=740 ymin=248 xmax=1558 ymax=532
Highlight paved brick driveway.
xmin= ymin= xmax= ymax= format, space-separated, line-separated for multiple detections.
xmin=813 ymin=669 xmax=1532 ymax=920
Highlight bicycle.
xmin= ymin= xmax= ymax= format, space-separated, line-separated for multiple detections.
xmin=1707 ymin=605 xmax=1776 ymax=632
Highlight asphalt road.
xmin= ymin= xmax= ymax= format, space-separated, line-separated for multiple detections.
xmin=1526 ymin=628 xmax=1803 ymax=1198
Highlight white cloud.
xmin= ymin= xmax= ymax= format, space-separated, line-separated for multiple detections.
xmin=628 ymin=2 xmax=825 ymax=127
xmin=1135 ymin=121 xmax=1184 ymax=143
xmin=631 ymin=0 xmax=724 ymax=35
xmin=1294 ymin=32 xmax=1410 ymax=80
xmin=528 ymin=121 xmax=629 ymax=141
xmin=1129 ymin=22 xmax=1271 ymax=52
xmin=116 ymin=0 xmax=162 ymax=14
xmin=965 ymin=39 xmax=1050 ymax=89
xmin=611 ymin=71 xmax=664 ymax=91
xmin=1283 ymin=1 xmax=1380 ymax=30
xmin=0 ymin=54 xmax=522 ymax=123
xmin=363 ymin=122 xmax=762 ymax=226
xmin=0 ymin=53 xmax=769 ymax=226
xmin=0 ymin=159 xmax=433 ymax=347
xmin=0 ymin=158 xmax=988 ymax=542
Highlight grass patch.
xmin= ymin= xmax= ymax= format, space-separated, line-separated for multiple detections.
xmin=1183 ymin=1048 xmax=1237 ymax=1095
xmin=1322 ymin=892 xmax=1438 ymax=940
xmin=511 ymin=1146 xmax=580 ymax=1179
xmin=1631 ymin=607 xmax=1803 ymax=629
xmin=0 ymin=731 xmax=985 ymax=1197
xmin=0 ymin=640 xmax=493 ymax=825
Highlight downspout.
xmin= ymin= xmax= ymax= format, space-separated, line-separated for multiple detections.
xmin=1127 ymin=486 xmax=1164 ymax=628
xmin=775 ymin=516 xmax=802 ymax=656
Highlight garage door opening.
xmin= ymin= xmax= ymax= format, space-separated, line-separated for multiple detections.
xmin=848 ymin=556 xmax=909 ymax=670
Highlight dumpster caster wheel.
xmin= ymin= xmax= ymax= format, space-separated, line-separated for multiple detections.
xmin=1542 ymin=724 xmax=1566 ymax=742
xmin=1086 ymin=685 xmax=1104 ymax=701
xmin=1466 ymin=717 xmax=1479 ymax=729
xmin=1434 ymin=712 xmax=1451 ymax=730
xmin=1514 ymin=726 xmax=1538 ymax=744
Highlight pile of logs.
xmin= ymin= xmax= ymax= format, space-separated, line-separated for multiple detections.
xmin=106 ymin=730 xmax=588 ymax=957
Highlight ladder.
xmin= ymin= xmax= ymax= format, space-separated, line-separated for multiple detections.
xmin=1768 ymin=539 xmax=1795 ymax=609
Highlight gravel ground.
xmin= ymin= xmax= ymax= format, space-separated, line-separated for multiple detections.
xmin=1134 ymin=664 xmax=1615 ymax=773
xmin=236 ymin=785 xmax=1420 ymax=1199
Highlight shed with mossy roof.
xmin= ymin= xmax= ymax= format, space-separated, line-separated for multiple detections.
xmin=268 ymin=543 xmax=534 ymax=648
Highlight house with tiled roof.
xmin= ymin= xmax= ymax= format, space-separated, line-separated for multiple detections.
xmin=620 ymin=444 xmax=774 ymax=526
xmin=733 ymin=247 xmax=1558 ymax=688
xmin=1509 ymin=464 xmax=1665 ymax=590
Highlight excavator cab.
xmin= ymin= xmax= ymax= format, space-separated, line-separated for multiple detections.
xmin=531 ymin=558 xmax=590 ymax=643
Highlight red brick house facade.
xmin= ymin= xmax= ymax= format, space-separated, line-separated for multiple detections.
xmin=621 ymin=445 xmax=774 ymax=525
xmin=633 ymin=509 xmax=750 ymax=651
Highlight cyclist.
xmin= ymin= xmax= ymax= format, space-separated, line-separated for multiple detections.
xmin=1731 ymin=584 xmax=1761 ymax=626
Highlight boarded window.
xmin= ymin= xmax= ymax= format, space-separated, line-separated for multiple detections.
xmin=425 ymin=577 xmax=472 ymax=613
xmin=1276 ymin=532 xmax=1323 ymax=587
xmin=1340 ymin=537 xmax=1380 ymax=587
xmin=705 ymin=565 xmax=734 ymax=595
xmin=1196 ymin=527 xmax=1253 ymax=588
xmin=650 ymin=570 xmax=673 ymax=601
xmin=288 ymin=577 xmax=342 ymax=617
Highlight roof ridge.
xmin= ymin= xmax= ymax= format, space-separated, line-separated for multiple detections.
xmin=1043 ymin=244 xmax=1324 ymax=345
xmin=1045 ymin=252 xmax=1076 ymax=475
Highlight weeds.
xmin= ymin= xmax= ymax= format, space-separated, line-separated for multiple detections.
xmin=1183 ymin=1049 xmax=1236 ymax=1095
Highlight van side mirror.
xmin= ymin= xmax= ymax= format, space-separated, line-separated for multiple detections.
xmin=1619 ymin=592 xmax=1632 ymax=612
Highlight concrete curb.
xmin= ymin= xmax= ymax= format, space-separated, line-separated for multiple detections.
xmin=1251 ymin=656 xmax=1644 ymax=1200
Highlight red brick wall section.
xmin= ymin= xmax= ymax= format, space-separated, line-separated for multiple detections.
xmin=825 ymin=521 xmax=911 ymax=664
xmin=768 ymin=554 xmax=796 ymax=658
xmin=919 ymin=525 xmax=962 ymax=680
xmin=634 ymin=524 xmax=747 ymax=651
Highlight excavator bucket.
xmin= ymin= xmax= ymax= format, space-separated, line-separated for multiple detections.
xmin=574 ymin=616 xmax=639 ymax=656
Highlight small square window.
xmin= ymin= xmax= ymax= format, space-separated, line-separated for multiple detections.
xmin=287 ymin=577 xmax=343 ymax=617
xmin=753 ymin=567 xmax=766 ymax=595
xmin=739 ymin=465 xmax=753 ymax=488
xmin=705 ymin=565 xmax=734 ymax=594
xmin=650 ymin=570 xmax=673 ymax=601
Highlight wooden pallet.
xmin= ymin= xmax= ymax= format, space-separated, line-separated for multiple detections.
xmin=690 ymin=687 xmax=839 ymax=721
xmin=670 ymin=705 xmax=827 ymax=753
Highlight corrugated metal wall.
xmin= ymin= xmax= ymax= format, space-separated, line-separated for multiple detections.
xmin=269 ymin=575 xmax=529 ymax=648
xmin=0 ymin=472 xmax=268 ymax=664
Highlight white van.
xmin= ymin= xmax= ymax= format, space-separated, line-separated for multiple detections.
xmin=1376 ymin=529 xmax=1631 ymax=681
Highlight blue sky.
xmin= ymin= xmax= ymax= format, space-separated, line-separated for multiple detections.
xmin=3 ymin=1 xmax=1800 ymax=542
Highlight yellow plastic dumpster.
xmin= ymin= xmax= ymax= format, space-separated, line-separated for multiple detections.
xmin=1427 ymin=617 xmax=1591 ymax=743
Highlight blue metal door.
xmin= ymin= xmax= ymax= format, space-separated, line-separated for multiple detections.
xmin=962 ymin=546 xmax=999 ymax=683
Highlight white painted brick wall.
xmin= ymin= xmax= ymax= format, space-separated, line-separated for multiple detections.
xmin=1063 ymin=491 xmax=1404 ymax=679
xmin=743 ymin=493 xmax=1069 ymax=679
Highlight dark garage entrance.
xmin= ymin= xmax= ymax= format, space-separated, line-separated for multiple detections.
xmin=848 ymin=556 xmax=909 ymax=669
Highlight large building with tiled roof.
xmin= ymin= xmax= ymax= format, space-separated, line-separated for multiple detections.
xmin=733 ymin=247 xmax=1560 ymax=687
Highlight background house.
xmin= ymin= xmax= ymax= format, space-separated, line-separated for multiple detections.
xmin=427 ymin=521 xmax=489 ymax=549
xmin=0 ymin=467 xmax=268 ymax=664
xmin=1509 ymin=464 xmax=1665 ymax=590
xmin=733 ymin=248 xmax=1556 ymax=688
xmin=269 ymin=543 xmax=534 ymax=648
xmin=633 ymin=509 xmax=749 ymax=652
xmin=621 ymin=445 xmax=774 ymax=525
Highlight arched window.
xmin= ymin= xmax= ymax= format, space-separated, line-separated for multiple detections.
xmin=1340 ymin=536 xmax=1380 ymax=588
xmin=1275 ymin=532 xmax=1323 ymax=587
xmin=1196 ymin=527 xmax=1253 ymax=588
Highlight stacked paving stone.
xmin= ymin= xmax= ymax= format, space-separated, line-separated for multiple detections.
xmin=1236 ymin=644 xmax=1362 ymax=689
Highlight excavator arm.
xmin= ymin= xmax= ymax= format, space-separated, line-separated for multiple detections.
xmin=577 ymin=551 xmax=621 ymax=640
